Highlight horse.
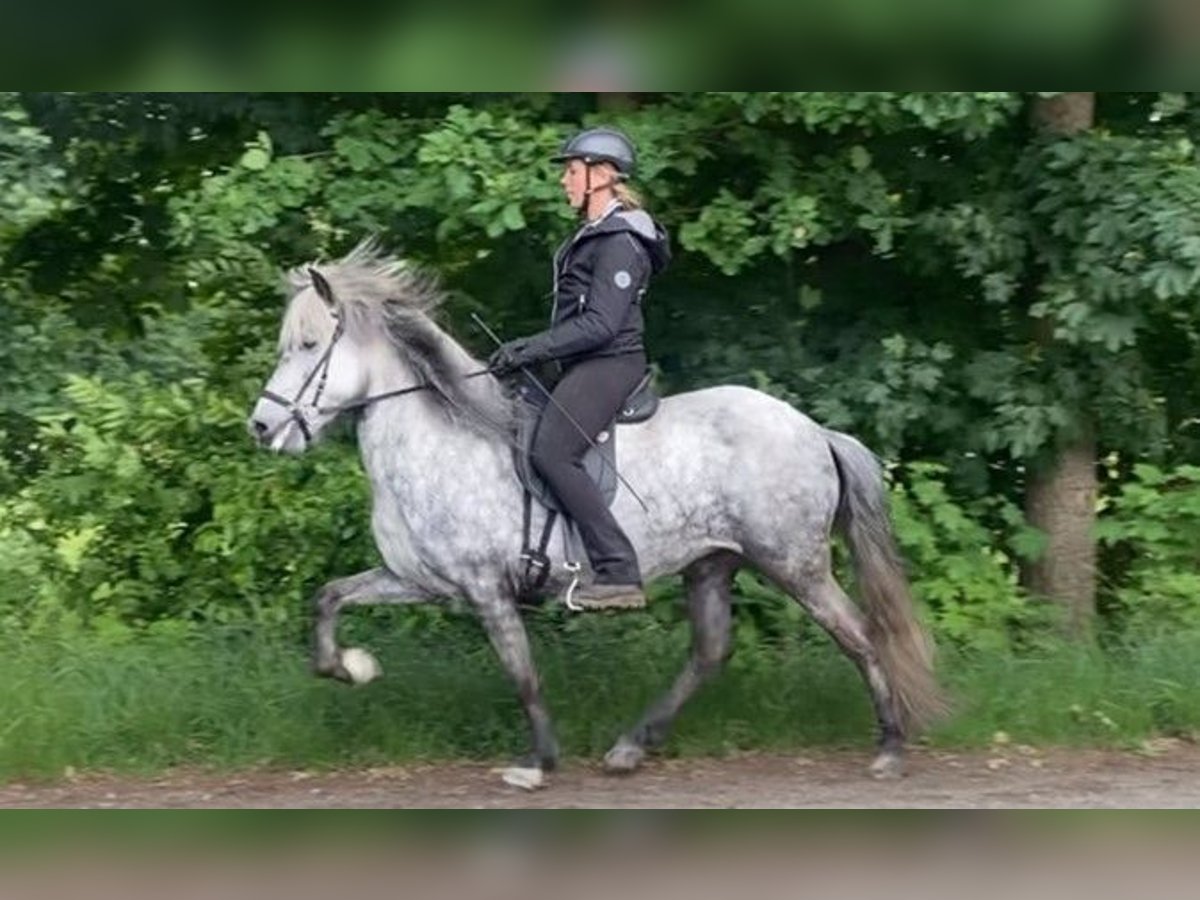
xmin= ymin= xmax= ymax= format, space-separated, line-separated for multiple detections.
xmin=247 ymin=241 xmax=945 ymax=790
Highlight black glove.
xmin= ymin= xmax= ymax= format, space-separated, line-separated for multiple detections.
xmin=488 ymin=338 xmax=536 ymax=376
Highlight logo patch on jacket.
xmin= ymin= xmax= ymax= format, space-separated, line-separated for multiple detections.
xmin=613 ymin=270 xmax=632 ymax=289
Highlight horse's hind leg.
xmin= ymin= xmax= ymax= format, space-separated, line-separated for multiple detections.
xmin=784 ymin=571 xmax=907 ymax=778
xmin=604 ymin=550 xmax=739 ymax=774
xmin=312 ymin=567 xmax=431 ymax=682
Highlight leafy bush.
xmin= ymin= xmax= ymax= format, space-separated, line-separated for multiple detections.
xmin=1096 ymin=463 xmax=1200 ymax=634
xmin=887 ymin=462 xmax=1049 ymax=650
xmin=0 ymin=372 xmax=374 ymax=630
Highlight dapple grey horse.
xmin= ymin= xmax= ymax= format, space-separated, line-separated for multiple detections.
xmin=247 ymin=242 xmax=945 ymax=790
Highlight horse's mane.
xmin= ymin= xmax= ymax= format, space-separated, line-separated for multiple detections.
xmin=282 ymin=239 xmax=514 ymax=435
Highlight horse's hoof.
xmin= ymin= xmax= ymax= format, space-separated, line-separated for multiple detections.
xmin=603 ymin=738 xmax=645 ymax=774
xmin=339 ymin=647 xmax=382 ymax=685
xmin=499 ymin=766 xmax=545 ymax=791
xmin=869 ymin=751 xmax=905 ymax=780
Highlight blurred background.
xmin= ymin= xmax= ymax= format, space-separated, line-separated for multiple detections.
xmin=3 ymin=91 xmax=1200 ymax=781
xmin=0 ymin=0 xmax=1188 ymax=87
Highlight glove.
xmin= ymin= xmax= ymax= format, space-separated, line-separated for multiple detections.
xmin=488 ymin=338 xmax=536 ymax=376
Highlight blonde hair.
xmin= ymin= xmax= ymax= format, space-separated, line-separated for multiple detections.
xmin=613 ymin=181 xmax=643 ymax=210
xmin=587 ymin=160 xmax=644 ymax=210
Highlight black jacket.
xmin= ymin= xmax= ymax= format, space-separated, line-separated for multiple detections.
xmin=521 ymin=205 xmax=670 ymax=367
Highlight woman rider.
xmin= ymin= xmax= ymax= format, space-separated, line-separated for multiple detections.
xmin=487 ymin=127 xmax=671 ymax=610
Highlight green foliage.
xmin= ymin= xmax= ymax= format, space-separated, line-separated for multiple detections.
xmin=679 ymin=189 xmax=769 ymax=275
xmin=725 ymin=92 xmax=1023 ymax=138
xmin=887 ymin=463 xmax=1048 ymax=650
xmin=961 ymin=351 xmax=1076 ymax=459
xmin=807 ymin=335 xmax=961 ymax=458
xmin=1027 ymin=132 xmax=1200 ymax=349
xmin=0 ymin=93 xmax=67 ymax=242
xmin=1096 ymin=464 xmax=1200 ymax=633
xmin=410 ymin=105 xmax=567 ymax=242
xmin=0 ymin=295 xmax=125 ymax=417
xmin=0 ymin=372 xmax=373 ymax=629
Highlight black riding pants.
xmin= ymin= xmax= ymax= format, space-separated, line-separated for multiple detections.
xmin=530 ymin=352 xmax=646 ymax=585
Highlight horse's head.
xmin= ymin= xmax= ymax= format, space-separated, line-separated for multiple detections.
xmin=248 ymin=267 xmax=372 ymax=453
xmin=249 ymin=240 xmax=512 ymax=454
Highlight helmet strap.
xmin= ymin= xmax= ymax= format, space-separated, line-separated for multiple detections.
xmin=580 ymin=163 xmax=621 ymax=219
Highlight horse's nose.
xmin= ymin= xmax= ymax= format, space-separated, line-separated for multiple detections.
xmin=248 ymin=417 xmax=269 ymax=442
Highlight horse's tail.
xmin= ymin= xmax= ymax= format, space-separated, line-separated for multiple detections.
xmin=823 ymin=429 xmax=948 ymax=731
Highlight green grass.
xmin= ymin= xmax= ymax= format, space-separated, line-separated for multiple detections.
xmin=0 ymin=614 xmax=1197 ymax=781
xmin=934 ymin=632 xmax=1200 ymax=746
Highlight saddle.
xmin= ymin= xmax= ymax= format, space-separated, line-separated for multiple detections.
xmin=510 ymin=368 xmax=658 ymax=597
xmin=512 ymin=367 xmax=657 ymax=512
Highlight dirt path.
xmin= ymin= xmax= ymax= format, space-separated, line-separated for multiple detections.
xmin=1 ymin=743 xmax=1197 ymax=807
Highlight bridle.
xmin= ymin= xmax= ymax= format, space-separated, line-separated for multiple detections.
xmin=257 ymin=307 xmax=488 ymax=446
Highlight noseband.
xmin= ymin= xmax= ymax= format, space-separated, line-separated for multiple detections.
xmin=257 ymin=314 xmax=354 ymax=445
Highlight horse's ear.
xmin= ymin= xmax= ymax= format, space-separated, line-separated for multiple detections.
xmin=309 ymin=267 xmax=337 ymax=309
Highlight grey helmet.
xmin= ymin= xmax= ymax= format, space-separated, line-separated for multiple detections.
xmin=551 ymin=127 xmax=636 ymax=178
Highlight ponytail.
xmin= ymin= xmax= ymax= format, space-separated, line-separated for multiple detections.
xmin=614 ymin=181 xmax=643 ymax=210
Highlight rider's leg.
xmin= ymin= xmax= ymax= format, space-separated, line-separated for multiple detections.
xmin=530 ymin=352 xmax=646 ymax=590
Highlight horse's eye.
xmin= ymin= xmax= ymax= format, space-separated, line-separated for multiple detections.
xmin=301 ymin=340 xmax=318 ymax=351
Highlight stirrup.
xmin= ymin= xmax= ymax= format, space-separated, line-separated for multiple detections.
xmin=562 ymin=562 xmax=583 ymax=612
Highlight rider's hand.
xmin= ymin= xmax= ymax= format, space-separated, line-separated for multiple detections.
xmin=488 ymin=339 xmax=533 ymax=376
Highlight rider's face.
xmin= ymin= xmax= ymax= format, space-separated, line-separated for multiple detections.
xmin=560 ymin=159 xmax=589 ymax=209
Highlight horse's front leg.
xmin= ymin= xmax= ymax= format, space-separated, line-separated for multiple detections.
xmin=312 ymin=567 xmax=432 ymax=683
xmin=470 ymin=591 xmax=559 ymax=790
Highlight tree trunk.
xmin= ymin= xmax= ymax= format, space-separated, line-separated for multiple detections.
xmin=1024 ymin=438 xmax=1098 ymax=638
xmin=1025 ymin=92 xmax=1097 ymax=639
xmin=1030 ymin=91 xmax=1095 ymax=134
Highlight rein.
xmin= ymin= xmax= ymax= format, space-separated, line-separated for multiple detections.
xmin=316 ymin=367 xmax=492 ymax=416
